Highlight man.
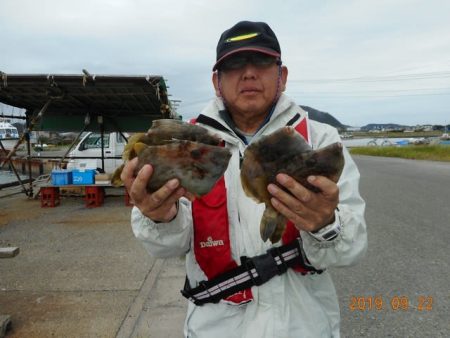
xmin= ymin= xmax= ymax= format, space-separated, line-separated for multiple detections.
xmin=122 ymin=21 xmax=367 ymax=337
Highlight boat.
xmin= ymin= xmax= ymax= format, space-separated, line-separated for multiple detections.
xmin=0 ymin=119 xmax=21 ymax=151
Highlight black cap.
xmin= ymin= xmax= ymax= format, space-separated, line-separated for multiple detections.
xmin=213 ymin=21 xmax=281 ymax=71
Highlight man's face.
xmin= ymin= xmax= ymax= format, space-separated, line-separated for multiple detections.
xmin=212 ymin=52 xmax=288 ymax=120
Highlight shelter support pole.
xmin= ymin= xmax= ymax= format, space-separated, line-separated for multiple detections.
xmin=99 ymin=115 xmax=105 ymax=172
xmin=25 ymin=117 xmax=33 ymax=197
xmin=0 ymin=140 xmax=28 ymax=193
xmin=0 ymin=99 xmax=52 ymax=197
xmin=107 ymin=117 xmax=128 ymax=143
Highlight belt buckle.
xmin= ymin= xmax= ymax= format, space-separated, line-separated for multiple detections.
xmin=249 ymin=252 xmax=279 ymax=286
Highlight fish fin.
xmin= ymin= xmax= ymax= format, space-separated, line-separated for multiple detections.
xmin=111 ymin=164 xmax=125 ymax=187
xmin=133 ymin=142 xmax=147 ymax=155
xmin=126 ymin=133 xmax=147 ymax=148
xmin=269 ymin=221 xmax=286 ymax=244
xmin=260 ymin=208 xmax=286 ymax=243
xmin=122 ymin=133 xmax=146 ymax=160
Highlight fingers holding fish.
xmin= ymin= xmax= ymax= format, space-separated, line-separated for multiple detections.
xmin=143 ymin=183 xmax=186 ymax=223
xmin=269 ymin=174 xmax=339 ymax=232
xmin=270 ymin=193 xmax=335 ymax=233
xmin=123 ymin=160 xmax=151 ymax=204
xmin=301 ymin=176 xmax=339 ymax=230
xmin=148 ymin=178 xmax=180 ymax=205
xmin=267 ymin=178 xmax=311 ymax=229
xmin=133 ymin=164 xmax=154 ymax=197
xmin=306 ymin=175 xmax=340 ymax=200
xmin=131 ymin=169 xmax=185 ymax=222
xmin=120 ymin=157 xmax=139 ymax=191
xmin=269 ymin=196 xmax=308 ymax=230
xmin=148 ymin=178 xmax=192 ymax=212
xmin=275 ymin=173 xmax=312 ymax=203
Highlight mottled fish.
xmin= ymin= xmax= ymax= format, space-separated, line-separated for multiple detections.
xmin=240 ymin=126 xmax=345 ymax=243
xmin=112 ymin=119 xmax=231 ymax=196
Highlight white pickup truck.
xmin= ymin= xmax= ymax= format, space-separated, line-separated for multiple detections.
xmin=66 ymin=132 xmax=128 ymax=174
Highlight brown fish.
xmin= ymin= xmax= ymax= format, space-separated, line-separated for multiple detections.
xmin=133 ymin=140 xmax=231 ymax=196
xmin=144 ymin=119 xmax=223 ymax=146
xmin=240 ymin=126 xmax=344 ymax=243
xmin=112 ymin=119 xmax=231 ymax=196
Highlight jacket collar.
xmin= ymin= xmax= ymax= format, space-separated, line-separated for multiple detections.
xmin=197 ymin=94 xmax=308 ymax=144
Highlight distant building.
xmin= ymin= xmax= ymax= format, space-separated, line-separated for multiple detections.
xmin=414 ymin=124 xmax=433 ymax=132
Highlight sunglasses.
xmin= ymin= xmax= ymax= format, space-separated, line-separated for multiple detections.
xmin=218 ymin=53 xmax=281 ymax=71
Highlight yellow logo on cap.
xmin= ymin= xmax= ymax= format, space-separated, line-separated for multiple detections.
xmin=225 ymin=32 xmax=259 ymax=43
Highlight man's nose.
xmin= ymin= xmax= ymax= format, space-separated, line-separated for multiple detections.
xmin=241 ymin=64 xmax=258 ymax=79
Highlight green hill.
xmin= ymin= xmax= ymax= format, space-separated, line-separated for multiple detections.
xmin=300 ymin=105 xmax=345 ymax=129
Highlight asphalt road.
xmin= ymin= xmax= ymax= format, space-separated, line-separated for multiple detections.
xmin=331 ymin=155 xmax=450 ymax=337
xmin=129 ymin=155 xmax=450 ymax=337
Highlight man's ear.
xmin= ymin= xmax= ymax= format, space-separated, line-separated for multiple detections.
xmin=280 ymin=66 xmax=288 ymax=92
xmin=212 ymin=72 xmax=221 ymax=97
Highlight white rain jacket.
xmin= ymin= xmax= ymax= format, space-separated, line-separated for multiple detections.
xmin=131 ymin=93 xmax=367 ymax=338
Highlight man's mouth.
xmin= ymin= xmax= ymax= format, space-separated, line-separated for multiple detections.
xmin=240 ymin=87 xmax=260 ymax=94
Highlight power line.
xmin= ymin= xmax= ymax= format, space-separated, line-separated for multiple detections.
xmin=289 ymin=91 xmax=450 ymax=99
xmin=289 ymin=71 xmax=450 ymax=84
xmin=288 ymin=85 xmax=450 ymax=97
xmin=290 ymin=86 xmax=450 ymax=94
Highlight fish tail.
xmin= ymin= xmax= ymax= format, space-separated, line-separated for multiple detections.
xmin=260 ymin=208 xmax=286 ymax=243
xmin=111 ymin=164 xmax=125 ymax=187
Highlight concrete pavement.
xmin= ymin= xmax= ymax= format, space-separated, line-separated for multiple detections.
xmin=122 ymin=258 xmax=187 ymax=338
xmin=0 ymin=190 xmax=187 ymax=337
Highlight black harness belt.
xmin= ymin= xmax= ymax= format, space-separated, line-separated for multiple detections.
xmin=181 ymin=237 xmax=324 ymax=305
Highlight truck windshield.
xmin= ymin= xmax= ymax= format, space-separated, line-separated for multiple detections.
xmin=83 ymin=133 xmax=110 ymax=149
xmin=116 ymin=133 xmax=127 ymax=144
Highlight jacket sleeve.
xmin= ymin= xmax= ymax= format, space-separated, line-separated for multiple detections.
xmin=301 ymin=121 xmax=368 ymax=268
xmin=131 ymin=198 xmax=193 ymax=258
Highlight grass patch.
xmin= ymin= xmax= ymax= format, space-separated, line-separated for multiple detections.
xmin=351 ymin=131 xmax=441 ymax=138
xmin=349 ymin=145 xmax=450 ymax=162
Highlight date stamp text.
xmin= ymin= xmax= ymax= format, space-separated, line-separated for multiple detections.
xmin=349 ymin=295 xmax=433 ymax=312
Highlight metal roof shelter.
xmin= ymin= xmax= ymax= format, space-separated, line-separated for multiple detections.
xmin=0 ymin=71 xmax=173 ymax=132
xmin=0 ymin=71 xmax=175 ymax=196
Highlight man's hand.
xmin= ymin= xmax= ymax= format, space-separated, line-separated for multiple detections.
xmin=121 ymin=158 xmax=194 ymax=222
xmin=267 ymin=173 xmax=339 ymax=232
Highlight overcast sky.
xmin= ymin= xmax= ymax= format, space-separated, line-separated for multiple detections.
xmin=1 ymin=0 xmax=450 ymax=127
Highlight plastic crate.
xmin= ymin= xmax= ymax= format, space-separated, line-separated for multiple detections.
xmin=85 ymin=186 xmax=104 ymax=207
xmin=40 ymin=187 xmax=60 ymax=207
xmin=51 ymin=170 xmax=72 ymax=185
xmin=72 ymin=169 xmax=96 ymax=185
